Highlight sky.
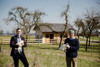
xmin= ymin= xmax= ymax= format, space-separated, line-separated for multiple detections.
xmin=0 ymin=0 xmax=100 ymax=33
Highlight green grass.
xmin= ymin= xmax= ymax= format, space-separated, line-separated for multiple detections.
xmin=79 ymin=38 xmax=86 ymax=41
xmin=75 ymin=36 xmax=99 ymax=41
xmin=0 ymin=36 xmax=11 ymax=37
xmin=91 ymin=36 xmax=100 ymax=41
xmin=0 ymin=43 xmax=100 ymax=67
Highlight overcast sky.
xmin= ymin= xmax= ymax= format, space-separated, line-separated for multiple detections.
xmin=0 ymin=0 xmax=100 ymax=33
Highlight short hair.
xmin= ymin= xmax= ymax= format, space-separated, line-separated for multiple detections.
xmin=69 ymin=30 xmax=74 ymax=34
xmin=16 ymin=28 xmax=21 ymax=31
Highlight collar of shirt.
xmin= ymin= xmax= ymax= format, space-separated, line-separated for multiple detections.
xmin=16 ymin=35 xmax=21 ymax=38
xmin=16 ymin=35 xmax=21 ymax=43
xmin=69 ymin=37 xmax=75 ymax=40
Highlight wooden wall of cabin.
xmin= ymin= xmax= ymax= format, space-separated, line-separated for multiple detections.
xmin=42 ymin=32 xmax=68 ymax=43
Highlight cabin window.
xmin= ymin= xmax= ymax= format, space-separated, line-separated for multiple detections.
xmin=50 ymin=34 xmax=54 ymax=39
xmin=46 ymin=34 xmax=49 ymax=38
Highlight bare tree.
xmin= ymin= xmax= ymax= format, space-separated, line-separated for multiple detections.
xmin=5 ymin=7 xmax=45 ymax=43
xmin=80 ymin=10 xmax=100 ymax=51
xmin=85 ymin=10 xmax=100 ymax=46
xmin=74 ymin=18 xmax=83 ymax=40
xmin=80 ymin=20 xmax=89 ymax=51
xmin=59 ymin=4 xmax=70 ymax=47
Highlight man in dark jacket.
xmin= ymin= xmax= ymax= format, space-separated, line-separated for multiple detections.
xmin=10 ymin=28 xmax=29 ymax=67
xmin=64 ymin=30 xmax=80 ymax=67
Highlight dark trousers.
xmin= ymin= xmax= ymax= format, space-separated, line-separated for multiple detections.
xmin=66 ymin=57 xmax=77 ymax=67
xmin=13 ymin=53 xmax=29 ymax=67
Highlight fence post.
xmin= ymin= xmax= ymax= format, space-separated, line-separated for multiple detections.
xmin=2 ymin=38 xmax=3 ymax=45
xmin=33 ymin=39 xmax=34 ymax=44
xmin=0 ymin=46 xmax=1 ymax=52
xmin=51 ymin=39 xmax=52 ymax=45
xmin=38 ymin=39 xmax=40 ymax=45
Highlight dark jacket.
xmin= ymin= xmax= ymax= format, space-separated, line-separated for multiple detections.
xmin=64 ymin=38 xmax=80 ymax=58
xmin=10 ymin=35 xmax=27 ymax=56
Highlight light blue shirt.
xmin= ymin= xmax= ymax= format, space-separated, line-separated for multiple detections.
xmin=17 ymin=36 xmax=22 ymax=52
xmin=17 ymin=37 xmax=21 ymax=43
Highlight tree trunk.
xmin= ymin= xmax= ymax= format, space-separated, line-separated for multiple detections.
xmin=59 ymin=24 xmax=68 ymax=48
xmin=78 ymin=35 xmax=80 ymax=41
xmin=88 ymin=31 xmax=92 ymax=46
xmin=59 ymin=36 xmax=63 ymax=48
xmin=85 ymin=37 xmax=88 ymax=51
xmin=25 ymin=33 xmax=29 ymax=44
xmin=77 ymin=27 xmax=80 ymax=40
xmin=88 ymin=36 xmax=91 ymax=46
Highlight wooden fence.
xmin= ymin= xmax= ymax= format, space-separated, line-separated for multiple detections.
xmin=0 ymin=37 xmax=65 ymax=45
xmin=0 ymin=37 xmax=10 ymax=45
xmin=27 ymin=39 xmax=42 ymax=44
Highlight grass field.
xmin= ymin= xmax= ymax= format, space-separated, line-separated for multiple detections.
xmin=75 ymin=36 xmax=100 ymax=41
xmin=0 ymin=35 xmax=99 ymax=40
xmin=0 ymin=43 xmax=100 ymax=67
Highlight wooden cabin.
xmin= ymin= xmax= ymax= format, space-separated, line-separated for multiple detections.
xmin=33 ymin=23 xmax=75 ymax=43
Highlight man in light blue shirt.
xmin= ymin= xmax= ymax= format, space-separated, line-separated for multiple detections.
xmin=10 ymin=28 xmax=29 ymax=67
